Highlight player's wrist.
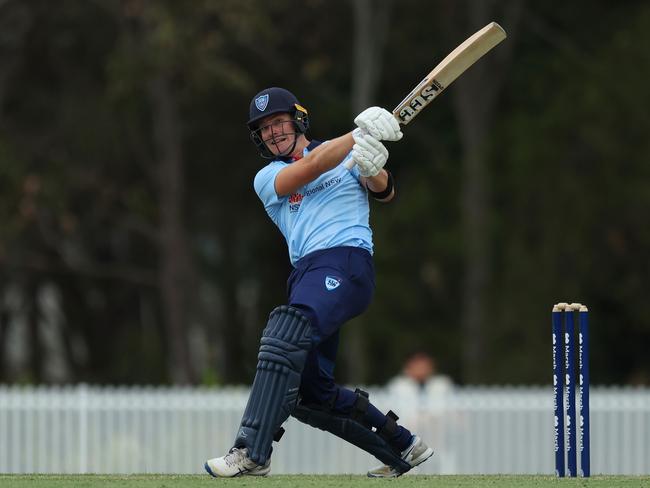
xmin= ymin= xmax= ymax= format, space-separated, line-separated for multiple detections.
xmin=367 ymin=170 xmax=394 ymax=199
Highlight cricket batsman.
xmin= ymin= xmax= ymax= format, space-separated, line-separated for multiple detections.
xmin=204 ymin=87 xmax=433 ymax=477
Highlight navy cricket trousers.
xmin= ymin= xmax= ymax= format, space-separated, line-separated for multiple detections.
xmin=287 ymin=246 xmax=374 ymax=413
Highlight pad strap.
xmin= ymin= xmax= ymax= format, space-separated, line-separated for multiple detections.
xmin=378 ymin=410 xmax=399 ymax=441
xmin=351 ymin=388 xmax=371 ymax=427
xmin=292 ymin=401 xmax=411 ymax=474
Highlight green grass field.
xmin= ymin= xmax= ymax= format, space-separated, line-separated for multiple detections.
xmin=1 ymin=475 xmax=650 ymax=488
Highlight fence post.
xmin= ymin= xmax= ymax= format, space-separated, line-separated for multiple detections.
xmin=78 ymin=384 xmax=88 ymax=473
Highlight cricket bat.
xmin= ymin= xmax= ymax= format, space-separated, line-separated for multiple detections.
xmin=346 ymin=22 xmax=506 ymax=169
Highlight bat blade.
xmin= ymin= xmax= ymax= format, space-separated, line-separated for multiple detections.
xmin=393 ymin=22 xmax=507 ymax=125
xmin=345 ymin=22 xmax=506 ymax=171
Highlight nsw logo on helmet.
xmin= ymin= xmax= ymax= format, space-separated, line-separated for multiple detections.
xmin=255 ymin=94 xmax=269 ymax=112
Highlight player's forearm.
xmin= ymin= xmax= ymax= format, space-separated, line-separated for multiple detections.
xmin=365 ymin=170 xmax=395 ymax=202
xmin=274 ymin=133 xmax=354 ymax=196
xmin=365 ymin=171 xmax=388 ymax=191
xmin=303 ymin=132 xmax=354 ymax=176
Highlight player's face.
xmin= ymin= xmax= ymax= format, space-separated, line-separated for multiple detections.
xmin=258 ymin=113 xmax=297 ymax=156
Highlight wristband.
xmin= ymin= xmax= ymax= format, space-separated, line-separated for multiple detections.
xmin=367 ymin=170 xmax=394 ymax=200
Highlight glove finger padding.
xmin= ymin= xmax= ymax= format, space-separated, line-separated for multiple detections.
xmin=356 ymin=107 xmax=386 ymax=140
xmin=384 ymin=115 xmax=403 ymax=141
xmin=352 ymin=132 xmax=388 ymax=177
xmin=356 ymin=132 xmax=388 ymax=158
xmin=354 ymin=106 xmax=403 ymax=142
xmin=376 ymin=117 xmax=396 ymax=141
xmin=354 ymin=110 xmax=382 ymax=140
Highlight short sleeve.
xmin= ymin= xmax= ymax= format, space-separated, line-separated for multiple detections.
xmin=254 ymin=161 xmax=286 ymax=219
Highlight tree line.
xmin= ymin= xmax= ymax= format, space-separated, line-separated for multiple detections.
xmin=1 ymin=0 xmax=649 ymax=386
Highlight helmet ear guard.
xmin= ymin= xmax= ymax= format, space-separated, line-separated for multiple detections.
xmin=293 ymin=103 xmax=309 ymax=133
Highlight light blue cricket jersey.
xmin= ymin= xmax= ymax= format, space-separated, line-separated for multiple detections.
xmin=253 ymin=141 xmax=373 ymax=265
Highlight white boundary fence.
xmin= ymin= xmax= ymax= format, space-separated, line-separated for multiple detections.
xmin=0 ymin=385 xmax=648 ymax=474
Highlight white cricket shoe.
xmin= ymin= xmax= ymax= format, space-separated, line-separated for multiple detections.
xmin=367 ymin=435 xmax=433 ymax=478
xmin=204 ymin=447 xmax=271 ymax=477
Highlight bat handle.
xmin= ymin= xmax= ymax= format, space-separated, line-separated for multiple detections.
xmin=344 ymin=127 xmax=365 ymax=170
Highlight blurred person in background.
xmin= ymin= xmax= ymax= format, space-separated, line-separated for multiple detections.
xmin=386 ymin=352 xmax=455 ymax=472
xmin=387 ymin=352 xmax=454 ymax=400
xmin=204 ymin=87 xmax=433 ymax=478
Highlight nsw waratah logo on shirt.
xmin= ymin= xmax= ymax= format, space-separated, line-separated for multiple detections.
xmin=289 ymin=192 xmax=303 ymax=213
xmin=255 ymin=94 xmax=269 ymax=111
xmin=325 ymin=276 xmax=342 ymax=291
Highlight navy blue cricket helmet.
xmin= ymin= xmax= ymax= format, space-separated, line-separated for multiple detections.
xmin=247 ymin=87 xmax=309 ymax=131
xmin=247 ymin=87 xmax=310 ymax=159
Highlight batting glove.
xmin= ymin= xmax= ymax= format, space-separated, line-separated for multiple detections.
xmin=352 ymin=128 xmax=388 ymax=177
xmin=354 ymin=106 xmax=403 ymax=142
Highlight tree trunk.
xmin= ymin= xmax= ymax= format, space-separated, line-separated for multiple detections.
xmin=351 ymin=0 xmax=391 ymax=113
xmin=149 ymin=74 xmax=196 ymax=384
xmin=0 ymin=286 xmax=9 ymax=380
xmin=446 ymin=0 xmax=523 ymax=383
xmin=26 ymin=279 xmax=43 ymax=382
xmin=0 ymin=1 xmax=30 ymax=122
xmin=348 ymin=0 xmax=392 ymax=383
xmin=219 ymin=234 xmax=247 ymax=383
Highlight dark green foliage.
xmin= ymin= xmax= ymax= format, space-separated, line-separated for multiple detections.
xmin=1 ymin=1 xmax=649 ymax=386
